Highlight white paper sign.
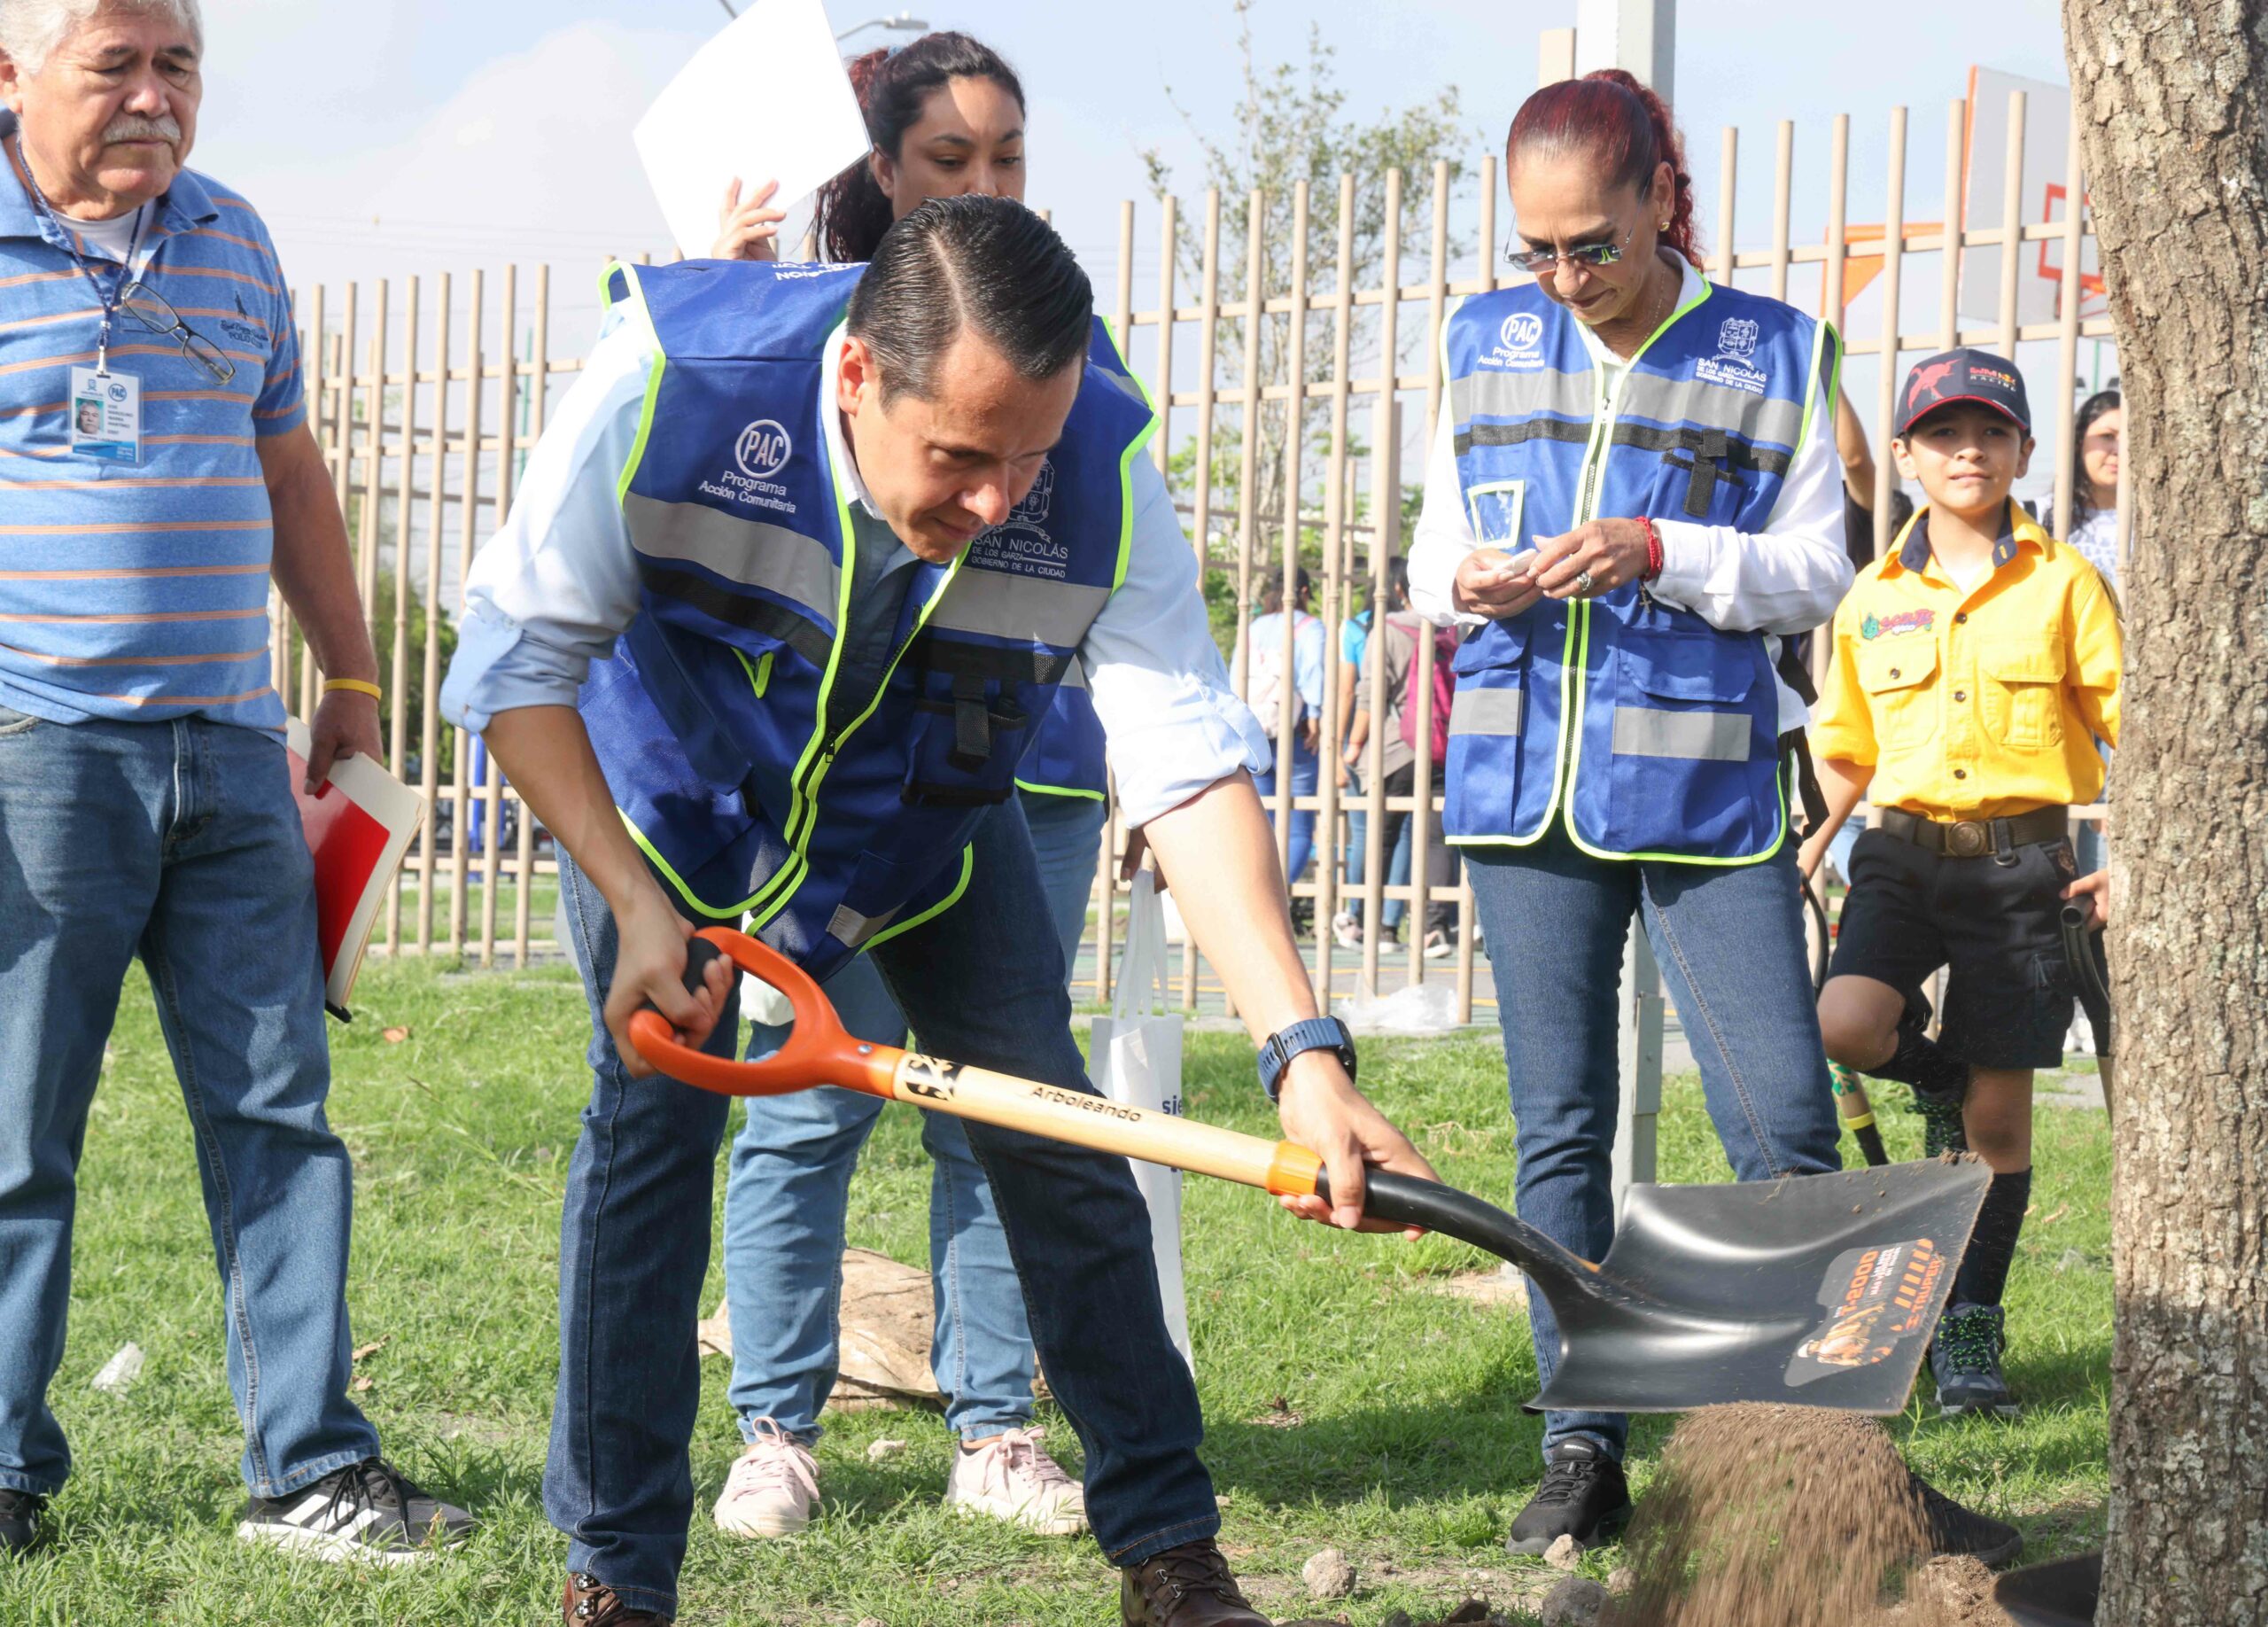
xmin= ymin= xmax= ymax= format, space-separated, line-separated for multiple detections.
xmin=633 ymin=0 xmax=871 ymax=260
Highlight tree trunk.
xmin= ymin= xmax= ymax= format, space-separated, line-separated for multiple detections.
xmin=2062 ymin=6 xmax=2268 ymax=1623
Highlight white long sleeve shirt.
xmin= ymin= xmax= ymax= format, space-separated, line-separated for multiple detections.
xmin=1406 ymin=262 xmax=1853 ymax=734
xmin=440 ymin=301 xmax=1270 ymax=829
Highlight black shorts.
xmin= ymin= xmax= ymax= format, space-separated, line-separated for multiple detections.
xmin=1828 ymin=827 xmax=2080 ymax=1070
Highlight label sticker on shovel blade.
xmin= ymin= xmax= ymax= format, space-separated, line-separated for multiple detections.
xmin=1783 ymin=1239 xmax=1948 ymax=1387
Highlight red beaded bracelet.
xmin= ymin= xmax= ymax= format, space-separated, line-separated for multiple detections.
xmin=1640 ymin=516 xmax=1665 ymax=582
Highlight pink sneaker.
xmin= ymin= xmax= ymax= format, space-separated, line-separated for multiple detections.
xmin=711 ymin=1418 xmax=819 ymax=1539
xmin=945 ymin=1426 xmax=1088 ymax=1535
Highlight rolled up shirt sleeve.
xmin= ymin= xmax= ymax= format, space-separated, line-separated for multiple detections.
xmin=1084 ymin=457 xmax=1272 ymax=828
xmin=439 ymin=307 xmax=654 ymax=733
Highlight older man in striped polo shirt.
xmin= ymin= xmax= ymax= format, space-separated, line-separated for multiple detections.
xmin=0 ymin=0 xmax=471 ymax=1561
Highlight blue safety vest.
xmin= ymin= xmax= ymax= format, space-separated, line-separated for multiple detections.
xmin=578 ymin=260 xmax=1154 ymax=978
xmin=1015 ymin=668 xmax=1107 ymax=800
xmin=1441 ymin=276 xmax=1839 ymax=863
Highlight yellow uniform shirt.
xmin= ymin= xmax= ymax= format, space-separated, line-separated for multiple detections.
xmin=1812 ymin=501 xmax=2122 ymax=821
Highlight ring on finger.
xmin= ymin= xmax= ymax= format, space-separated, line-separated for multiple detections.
xmin=1573 ymin=569 xmax=1595 ymax=595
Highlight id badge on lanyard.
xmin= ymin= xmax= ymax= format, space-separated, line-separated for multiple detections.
xmin=70 ymin=363 xmax=141 ymax=463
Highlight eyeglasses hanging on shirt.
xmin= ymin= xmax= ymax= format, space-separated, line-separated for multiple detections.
xmin=13 ymin=135 xmax=235 ymax=467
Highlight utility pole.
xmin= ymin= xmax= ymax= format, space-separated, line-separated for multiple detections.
xmin=1574 ymin=0 xmax=1677 ymax=103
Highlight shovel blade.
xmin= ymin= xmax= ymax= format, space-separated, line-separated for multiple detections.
xmin=1993 ymin=1552 xmax=2101 ymax=1627
xmin=1534 ymin=1158 xmax=1991 ymax=1415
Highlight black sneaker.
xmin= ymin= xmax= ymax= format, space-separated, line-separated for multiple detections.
xmin=237 ymin=1458 xmax=475 ymax=1565
xmin=1505 ymin=1439 xmax=1633 ymax=1556
xmin=0 ymin=1488 xmax=44 ymax=1556
xmin=1932 ymin=1303 xmax=2019 ymax=1418
xmin=1912 ymin=1468 xmax=2023 ymax=1569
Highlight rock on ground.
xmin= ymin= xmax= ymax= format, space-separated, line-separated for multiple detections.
xmin=1542 ymin=1533 xmax=1583 ymax=1572
xmin=1302 ymin=1546 xmax=1358 ymax=1600
xmin=1540 ymin=1576 xmax=1611 ymax=1626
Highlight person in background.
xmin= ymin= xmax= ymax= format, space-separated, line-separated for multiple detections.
xmin=1329 ymin=584 xmax=1372 ymax=947
xmin=1340 ymin=559 xmax=1454 ymax=956
xmin=0 ymin=0 xmax=472 ymax=1562
xmin=700 ymin=33 xmax=1097 ymax=1543
xmin=1236 ymin=565 xmax=1325 ymax=913
xmin=2056 ymin=389 xmax=2121 ymax=884
xmin=1804 ymin=349 xmax=2121 ymax=1422
xmin=1412 ymin=70 xmax=2020 ymax=1567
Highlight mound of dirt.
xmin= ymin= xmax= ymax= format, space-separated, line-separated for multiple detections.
xmin=1602 ymin=1404 xmax=1935 ymax=1627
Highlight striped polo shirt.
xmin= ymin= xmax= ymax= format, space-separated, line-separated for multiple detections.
xmin=0 ymin=109 xmax=304 ymax=731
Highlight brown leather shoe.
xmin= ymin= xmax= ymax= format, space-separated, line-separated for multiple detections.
xmin=1120 ymin=1537 xmax=1269 ymax=1625
xmin=563 ymin=1571 xmax=672 ymax=1625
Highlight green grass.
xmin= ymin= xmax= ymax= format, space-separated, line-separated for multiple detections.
xmin=3 ymin=958 xmax=2111 ymax=1625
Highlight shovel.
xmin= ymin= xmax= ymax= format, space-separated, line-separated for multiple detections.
xmin=631 ymin=928 xmax=1992 ymax=1415
xmin=1993 ymin=1551 xmax=2101 ymax=1626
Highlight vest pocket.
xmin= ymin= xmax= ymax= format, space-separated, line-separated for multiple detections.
xmin=1599 ymin=633 xmax=1776 ymax=856
xmin=1444 ymin=619 xmax=1533 ymax=838
xmin=905 ymin=688 xmax=1031 ymax=806
xmin=1980 ymin=638 xmax=2065 ymax=750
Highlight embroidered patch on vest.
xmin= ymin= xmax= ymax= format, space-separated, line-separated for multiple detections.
xmin=702 ymin=418 xmax=799 ymax=516
xmin=1695 ymin=315 xmax=1769 ymax=396
xmin=1860 ymin=608 xmax=1935 ymax=640
xmin=1481 ymin=309 xmax=1547 ymax=371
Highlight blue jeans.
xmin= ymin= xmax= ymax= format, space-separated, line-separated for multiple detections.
xmin=548 ymin=799 xmax=1208 ymax=1615
xmin=1255 ymin=733 xmax=1319 ymax=883
xmin=721 ymin=790 xmax=1104 ymax=1444
xmin=0 ymin=710 xmax=377 ymax=1499
xmin=1464 ymin=828 xmax=1842 ymax=1465
xmin=1343 ymin=791 xmax=1413 ymax=932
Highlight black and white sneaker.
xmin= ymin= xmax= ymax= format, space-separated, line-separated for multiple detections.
xmin=0 ymin=1488 xmax=45 ymax=1556
xmin=1505 ymin=1438 xmax=1633 ymax=1556
xmin=237 ymin=1458 xmax=475 ymax=1565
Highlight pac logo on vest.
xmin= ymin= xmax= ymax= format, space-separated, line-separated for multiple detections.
xmin=736 ymin=419 xmax=793 ymax=479
xmin=1485 ymin=309 xmax=1548 ymax=371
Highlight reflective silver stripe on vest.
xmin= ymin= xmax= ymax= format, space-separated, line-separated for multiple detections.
xmin=925 ymin=566 xmax=1112 ymax=648
xmin=1611 ymin=707 xmax=1751 ymax=761
xmin=1452 ymin=366 xmax=1596 ymax=425
xmin=1619 ymin=372 xmax=1807 ymax=451
xmin=827 ymin=901 xmax=899 ymax=950
xmin=624 ymin=492 xmax=841 ymax=621
xmin=1449 ymin=687 xmax=1524 ymax=736
xmin=1060 ymin=652 xmax=1089 ymax=691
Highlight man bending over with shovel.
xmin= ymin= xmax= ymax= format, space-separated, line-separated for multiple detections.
xmin=440 ymin=195 xmax=1435 ymax=1627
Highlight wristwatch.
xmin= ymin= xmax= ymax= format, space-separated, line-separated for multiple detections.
xmin=1257 ymin=1016 xmax=1358 ymax=1103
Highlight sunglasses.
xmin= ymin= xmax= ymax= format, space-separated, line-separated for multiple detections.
xmin=120 ymin=282 xmax=236 ymax=385
xmin=1503 ymin=221 xmax=1635 ymax=276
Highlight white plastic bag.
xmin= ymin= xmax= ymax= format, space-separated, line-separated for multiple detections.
xmin=1087 ymin=869 xmax=1194 ymax=1372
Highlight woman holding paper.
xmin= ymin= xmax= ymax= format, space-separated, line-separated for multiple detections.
xmin=698 ymin=32 xmax=1111 ymax=1550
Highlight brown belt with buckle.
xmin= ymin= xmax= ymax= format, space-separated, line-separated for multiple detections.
xmin=1879 ymin=806 xmax=2070 ymax=858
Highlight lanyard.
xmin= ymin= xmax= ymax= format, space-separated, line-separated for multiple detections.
xmin=12 ymin=136 xmax=151 ymax=376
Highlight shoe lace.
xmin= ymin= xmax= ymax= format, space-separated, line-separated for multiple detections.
xmin=1530 ymin=1456 xmax=1599 ymax=1508
xmin=1938 ymin=1310 xmax=2005 ymax=1376
xmin=0 ymin=1488 xmax=42 ymax=1517
xmin=1138 ymin=1542 xmax=1251 ymax=1608
xmin=315 ymin=1458 xmax=405 ymax=1530
xmin=970 ymin=1426 xmax=1075 ymax=1500
xmin=726 ymin=1418 xmax=818 ymax=1506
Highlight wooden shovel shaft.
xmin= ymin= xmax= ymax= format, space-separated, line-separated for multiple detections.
xmin=860 ymin=1046 xmax=1326 ymax=1200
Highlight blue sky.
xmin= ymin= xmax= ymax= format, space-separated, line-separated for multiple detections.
xmin=194 ymin=0 xmax=2074 ymax=296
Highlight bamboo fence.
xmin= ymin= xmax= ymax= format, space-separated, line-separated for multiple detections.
xmin=276 ymin=91 xmax=2116 ymax=1018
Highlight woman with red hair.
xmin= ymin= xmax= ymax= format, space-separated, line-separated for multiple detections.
xmin=1409 ymin=71 xmax=2019 ymax=1567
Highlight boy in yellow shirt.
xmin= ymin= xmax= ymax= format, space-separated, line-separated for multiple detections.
xmin=1800 ymin=349 xmax=2120 ymax=1419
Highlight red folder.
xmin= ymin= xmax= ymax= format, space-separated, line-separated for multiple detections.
xmin=286 ymin=719 xmax=426 ymax=1020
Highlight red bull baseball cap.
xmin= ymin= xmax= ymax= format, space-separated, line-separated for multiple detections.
xmin=1894 ymin=346 xmax=2032 ymax=438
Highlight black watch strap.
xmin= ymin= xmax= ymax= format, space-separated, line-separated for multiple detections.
xmin=1257 ymin=1016 xmax=1358 ymax=1102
